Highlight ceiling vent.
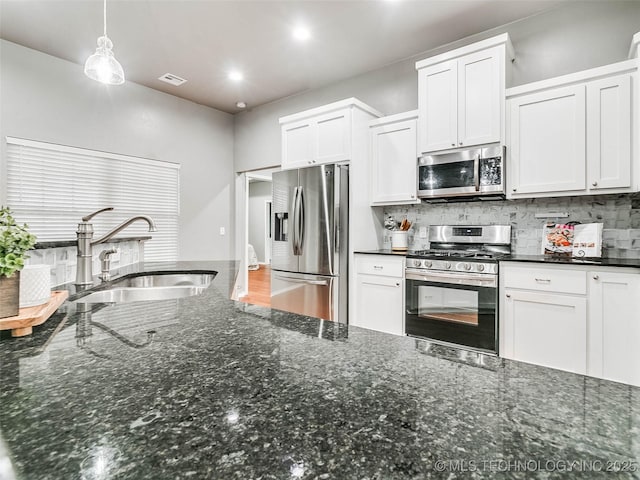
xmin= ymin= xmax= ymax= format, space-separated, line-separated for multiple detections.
xmin=158 ymin=73 xmax=187 ymax=86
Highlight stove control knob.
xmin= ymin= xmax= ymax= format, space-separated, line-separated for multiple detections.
xmin=445 ymin=262 xmax=451 ymax=270
xmin=413 ymin=259 xmax=422 ymax=267
xmin=478 ymin=264 xmax=485 ymax=272
xmin=424 ymin=260 xmax=433 ymax=268
xmin=464 ymin=263 xmax=472 ymax=271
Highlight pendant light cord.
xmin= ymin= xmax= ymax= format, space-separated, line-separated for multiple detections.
xmin=103 ymin=0 xmax=107 ymax=37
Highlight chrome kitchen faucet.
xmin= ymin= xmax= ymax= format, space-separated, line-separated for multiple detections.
xmin=75 ymin=207 xmax=157 ymax=285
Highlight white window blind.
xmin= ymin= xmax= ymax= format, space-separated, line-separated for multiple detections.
xmin=5 ymin=137 xmax=180 ymax=261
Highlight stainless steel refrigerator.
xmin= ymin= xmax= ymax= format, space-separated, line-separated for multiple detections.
xmin=271 ymin=164 xmax=348 ymax=323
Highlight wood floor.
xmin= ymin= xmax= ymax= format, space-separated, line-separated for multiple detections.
xmin=238 ymin=265 xmax=271 ymax=308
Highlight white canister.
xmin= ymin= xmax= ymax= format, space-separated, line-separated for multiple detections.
xmin=391 ymin=231 xmax=409 ymax=251
xmin=19 ymin=265 xmax=51 ymax=308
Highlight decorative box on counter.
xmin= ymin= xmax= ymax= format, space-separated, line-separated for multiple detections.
xmin=541 ymin=222 xmax=603 ymax=258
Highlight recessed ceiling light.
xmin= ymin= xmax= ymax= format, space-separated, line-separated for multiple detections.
xmin=292 ymin=25 xmax=311 ymax=42
xmin=236 ymin=101 xmax=247 ymax=109
xmin=228 ymin=70 xmax=244 ymax=82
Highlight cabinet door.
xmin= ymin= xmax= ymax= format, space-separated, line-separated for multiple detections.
xmin=282 ymin=119 xmax=314 ymax=170
xmin=509 ymin=85 xmax=586 ymax=196
xmin=503 ymin=289 xmax=587 ymax=374
xmin=588 ymin=271 xmax=640 ymax=386
xmin=353 ymin=274 xmax=404 ymax=336
xmin=587 ymin=74 xmax=632 ymax=191
xmin=314 ymin=108 xmax=351 ymax=164
xmin=418 ymin=60 xmax=458 ymax=154
xmin=370 ymin=119 xmax=418 ymax=205
xmin=458 ymin=47 xmax=501 ymax=148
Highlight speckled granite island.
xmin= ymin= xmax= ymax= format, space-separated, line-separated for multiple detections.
xmin=0 ymin=261 xmax=639 ymax=479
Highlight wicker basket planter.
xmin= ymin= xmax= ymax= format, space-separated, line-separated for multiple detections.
xmin=0 ymin=272 xmax=20 ymax=319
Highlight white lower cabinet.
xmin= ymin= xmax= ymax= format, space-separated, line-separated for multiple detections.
xmin=503 ymin=289 xmax=587 ymax=375
xmin=353 ymin=254 xmax=404 ymax=336
xmin=501 ymin=262 xmax=640 ymax=386
xmin=588 ymin=271 xmax=640 ymax=386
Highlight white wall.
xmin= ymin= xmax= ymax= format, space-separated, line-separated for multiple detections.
xmin=0 ymin=39 xmax=235 ymax=261
xmin=248 ymin=180 xmax=272 ymax=264
xmin=234 ymin=1 xmax=640 ymax=173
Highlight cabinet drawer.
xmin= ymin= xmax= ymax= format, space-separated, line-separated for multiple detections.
xmin=355 ymin=255 xmax=404 ymax=278
xmin=503 ymin=264 xmax=586 ymax=295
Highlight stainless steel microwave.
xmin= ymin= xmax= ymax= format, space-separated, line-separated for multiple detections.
xmin=417 ymin=145 xmax=505 ymax=200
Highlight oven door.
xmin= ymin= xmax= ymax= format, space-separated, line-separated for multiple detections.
xmin=405 ymin=270 xmax=498 ymax=354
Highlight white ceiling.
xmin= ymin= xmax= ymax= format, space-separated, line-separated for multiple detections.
xmin=0 ymin=0 xmax=573 ymax=114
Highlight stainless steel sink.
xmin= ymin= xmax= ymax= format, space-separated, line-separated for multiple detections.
xmin=71 ymin=272 xmax=216 ymax=304
xmin=113 ymin=273 xmax=216 ymax=288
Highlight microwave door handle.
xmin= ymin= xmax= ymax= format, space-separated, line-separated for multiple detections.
xmin=474 ymin=155 xmax=480 ymax=192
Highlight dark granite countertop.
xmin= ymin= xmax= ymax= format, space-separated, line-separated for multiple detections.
xmin=34 ymin=236 xmax=152 ymax=250
xmin=501 ymin=254 xmax=640 ymax=269
xmin=357 ymin=250 xmax=640 ymax=269
xmin=1 ymin=260 xmax=639 ymax=479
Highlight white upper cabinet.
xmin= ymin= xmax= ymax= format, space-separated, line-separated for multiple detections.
xmin=282 ymin=119 xmax=315 ymax=170
xmin=509 ymin=84 xmax=587 ymax=195
xmin=587 ymin=74 xmax=632 ymax=191
xmin=280 ymin=98 xmax=382 ymax=170
xmin=507 ymin=60 xmax=637 ymax=198
xmin=418 ymin=60 xmax=458 ymax=152
xmin=457 ymin=48 xmax=502 ymax=147
xmin=369 ymin=111 xmax=419 ymax=205
xmin=416 ymin=34 xmax=512 ymax=155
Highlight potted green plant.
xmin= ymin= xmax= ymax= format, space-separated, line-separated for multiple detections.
xmin=0 ymin=207 xmax=37 ymax=318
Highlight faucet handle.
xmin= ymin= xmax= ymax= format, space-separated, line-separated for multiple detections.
xmin=82 ymin=207 xmax=114 ymax=222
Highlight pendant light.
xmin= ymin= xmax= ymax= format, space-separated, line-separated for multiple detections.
xmin=84 ymin=0 xmax=125 ymax=85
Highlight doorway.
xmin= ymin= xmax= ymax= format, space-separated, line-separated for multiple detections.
xmin=233 ymin=167 xmax=279 ymax=307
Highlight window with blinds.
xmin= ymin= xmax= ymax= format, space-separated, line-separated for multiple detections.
xmin=5 ymin=137 xmax=180 ymax=261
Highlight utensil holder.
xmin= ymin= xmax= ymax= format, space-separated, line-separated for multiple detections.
xmin=391 ymin=231 xmax=409 ymax=251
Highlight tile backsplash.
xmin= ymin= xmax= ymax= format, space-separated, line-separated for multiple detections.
xmin=25 ymin=240 xmax=145 ymax=287
xmin=383 ymin=193 xmax=640 ymax=258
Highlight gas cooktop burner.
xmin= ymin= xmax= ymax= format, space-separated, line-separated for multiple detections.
xmin=410 ymin=250 xmax=503 ymax=260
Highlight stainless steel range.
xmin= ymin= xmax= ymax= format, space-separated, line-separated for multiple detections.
xmin=405 ymin=225 xmax=511 ymax=354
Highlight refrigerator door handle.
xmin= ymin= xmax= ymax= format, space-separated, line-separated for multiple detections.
xmin=291 ymin=186 xmax=300 ymax=255
xmin=297 ymin=186 xmax=305 ymax=255
xmin=274 ymin=273 xmax=329 ymax=286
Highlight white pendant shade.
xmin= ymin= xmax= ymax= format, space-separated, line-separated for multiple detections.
xmin=84 ymin=35 xmax=125 ymax=85
xmin=84 ymin=0 xmax=125 ymax=85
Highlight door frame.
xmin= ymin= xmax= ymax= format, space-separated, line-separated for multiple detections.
xmin=232 ymin=169 xmax=277 ymax=301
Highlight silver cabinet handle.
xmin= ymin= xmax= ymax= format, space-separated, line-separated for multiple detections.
xmin=410 ymin=194 xmax=415 ymax=199
xmin=592 ymin=181 xmax=598 ymax=187
xmin=535 ymin=278 xmax=551 ymax=283
xmin=373 ymin=265 xmax=384 ymax=270
xmin=593 ymin=275 xmax=599 ymax=280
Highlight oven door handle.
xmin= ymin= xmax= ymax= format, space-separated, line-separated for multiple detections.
xmin=406 ymin=270 xmax=497 ymax=288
